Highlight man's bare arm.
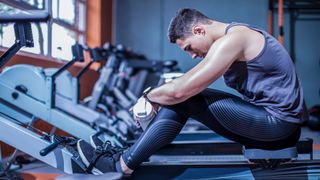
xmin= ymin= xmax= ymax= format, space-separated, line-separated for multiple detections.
xmin=147 ymin=33 xmax=244 ymax=105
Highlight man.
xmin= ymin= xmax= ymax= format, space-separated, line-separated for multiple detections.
xmin=77 ymin=8 xmax=306 ymax=175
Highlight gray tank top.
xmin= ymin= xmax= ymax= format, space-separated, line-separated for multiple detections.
xmin=223 ymin=22 xmax=307 ymax=124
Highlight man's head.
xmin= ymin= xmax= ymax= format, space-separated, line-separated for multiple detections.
xmin=168 ymin=8 xmax=213 ymax=59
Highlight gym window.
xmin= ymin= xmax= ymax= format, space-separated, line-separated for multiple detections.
xmin=0 ymin=0 xmax=86 ymax=61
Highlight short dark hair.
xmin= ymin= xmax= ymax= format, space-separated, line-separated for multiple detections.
xmin=168 ymin=8 xmax=211 ymax=43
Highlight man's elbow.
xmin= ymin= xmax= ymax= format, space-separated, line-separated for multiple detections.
xmin=172 ymin=86 xmax=192 ymax=101
xmin=173 ymin=84 xmax=204 ymax=101
xmin=165 ymin=83 xmax=186 ymax=101
xmin=173 ymin=91 xmax=186 ymax=100
xmin=167 ymin=81 xmax=193 ymax=103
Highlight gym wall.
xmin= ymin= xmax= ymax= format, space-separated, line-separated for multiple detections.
xmin=114 ymin=0 xmax=320 ymax=107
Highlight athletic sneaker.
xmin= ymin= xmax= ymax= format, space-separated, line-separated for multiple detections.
xmin=90 ymin=135 xmax=104 ymax=149
xmin=77 ymin=139 xmax=123 ymax=175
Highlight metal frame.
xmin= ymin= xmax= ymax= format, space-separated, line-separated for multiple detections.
xmin=132 ymin=159 xmax=320 ymax=179
xmin=0 ymin=38 xmax=126 ymax=148
xmin=0 ymin=60 xmax=125 ymax=147
xmin=270 ymin=0 xmax=320 ymax=61
xmin=0 ymin=114 xmax=84 ymax=174
xmin=0 ymin=81 xmax=96 ymax=143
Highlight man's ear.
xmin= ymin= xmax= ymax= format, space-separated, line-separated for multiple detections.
xmin=192 ymin=25 xmax=205 ymax=35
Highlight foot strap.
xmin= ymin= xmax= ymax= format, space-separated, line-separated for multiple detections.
xmin=85 ymin=142 xmax=123 ymax=173
xmin=85 ymin=151 xmax=105 ymax=173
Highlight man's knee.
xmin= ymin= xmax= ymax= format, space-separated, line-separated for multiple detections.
xmin=155 ymin=106 xmax=188 ymax=124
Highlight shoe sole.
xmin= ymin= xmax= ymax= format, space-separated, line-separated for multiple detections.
xmin=77 ymin=140 xmax=103 ymax=175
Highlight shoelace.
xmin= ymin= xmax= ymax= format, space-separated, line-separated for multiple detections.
xmin=96 ymin=141 xmax=124 ymax=157
xmin=86 ymin=141 xmax=124 ymax=173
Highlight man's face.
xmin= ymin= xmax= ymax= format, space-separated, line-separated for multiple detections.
xmin=176 ymin=27 xmax=212 ymax=59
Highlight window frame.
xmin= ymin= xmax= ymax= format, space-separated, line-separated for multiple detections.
xmin=0 ymin=0 xmax=86 ymax=59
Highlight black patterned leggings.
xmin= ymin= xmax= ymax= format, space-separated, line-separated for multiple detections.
xmin=122 ymin=89 xmax=301 ymax=170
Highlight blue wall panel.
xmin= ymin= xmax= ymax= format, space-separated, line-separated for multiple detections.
xmin=115 ymin=0 xmax=320 ymax=107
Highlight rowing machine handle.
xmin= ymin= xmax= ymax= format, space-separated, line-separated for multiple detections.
xmin=40 ymin=137 xmax=64 ymax=156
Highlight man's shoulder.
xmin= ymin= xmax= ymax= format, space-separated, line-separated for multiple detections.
xmin=223 ymin=26 xmax=253 ymax=46
xmin=223 ymin=28 xmax=247 ymax=43
xmin=226 ymin=25 xmax=252 ymax=36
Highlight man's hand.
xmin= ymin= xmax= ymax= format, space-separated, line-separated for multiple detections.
xmin=131 ymin=96 xmax=161 ymax=130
